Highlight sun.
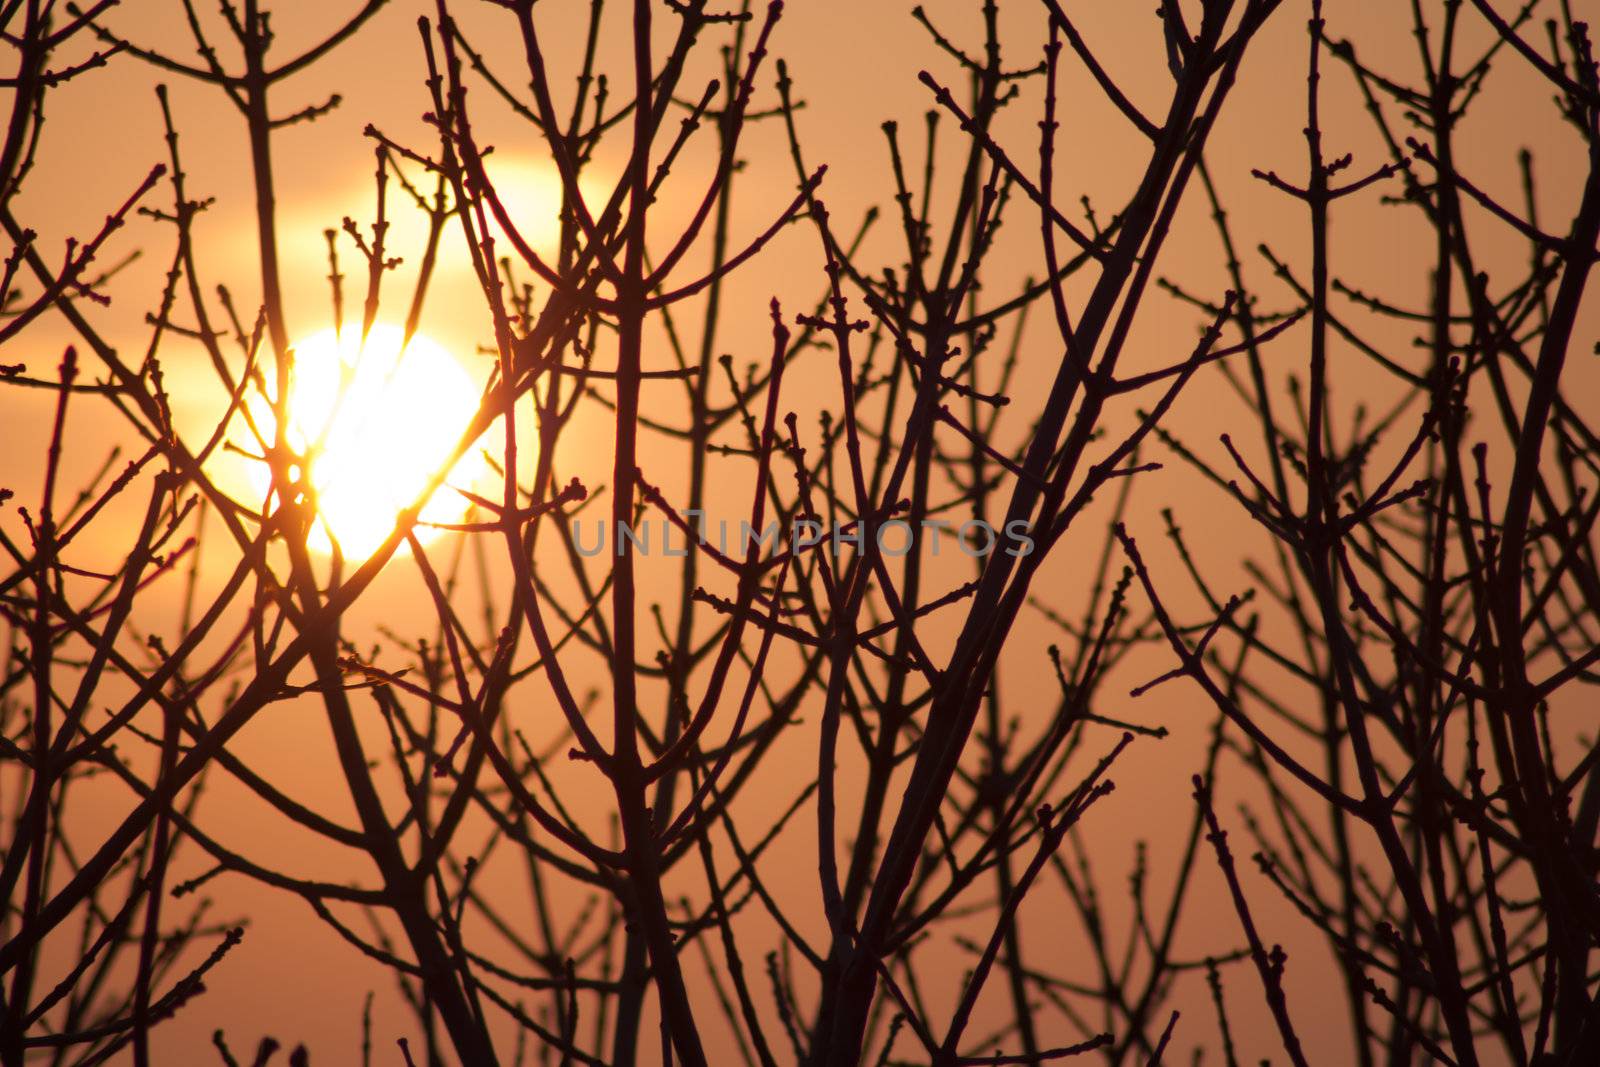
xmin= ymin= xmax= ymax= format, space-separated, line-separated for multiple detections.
xmin=249 ymin=324 xmax=487 ymax=558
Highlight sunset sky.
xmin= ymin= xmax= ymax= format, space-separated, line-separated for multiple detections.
xmin=4 ymin=1 xmax=1597 ymax=1063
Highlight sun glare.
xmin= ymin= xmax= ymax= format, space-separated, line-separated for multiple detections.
xmin=249 ymin=324 xmax=486 ymax=558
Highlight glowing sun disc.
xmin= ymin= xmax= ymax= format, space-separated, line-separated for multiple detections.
xmin=249 ymin=324 xmax=485 ymax=557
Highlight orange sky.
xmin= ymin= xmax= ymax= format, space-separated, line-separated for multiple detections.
xmin=4 ymin=1 xmax=1597 ymax=1063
